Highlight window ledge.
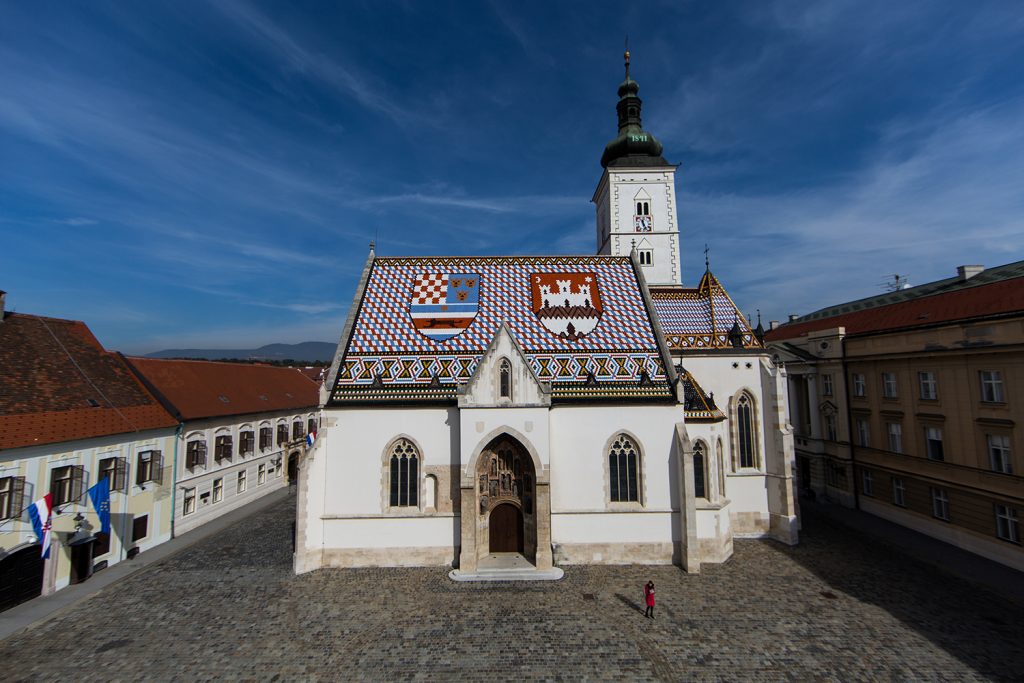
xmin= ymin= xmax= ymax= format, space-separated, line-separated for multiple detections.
xmin=323 ymin=512 xmax=456 ymax=520
xmin=728 ymin=470 xmax=765 ymax=477
xmin=606 ymin=502 xmax=645 ymax=512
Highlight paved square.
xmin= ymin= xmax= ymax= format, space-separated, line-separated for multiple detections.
xmin=2 ymin=494 xmax=1020 ymax=681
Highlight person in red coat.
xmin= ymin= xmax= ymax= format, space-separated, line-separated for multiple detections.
xmin=643 ymin=580 xmax=656 ymax=619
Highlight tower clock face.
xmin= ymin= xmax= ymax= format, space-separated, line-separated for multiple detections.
xmin=634 ymin=215 xmax=652 ymax=232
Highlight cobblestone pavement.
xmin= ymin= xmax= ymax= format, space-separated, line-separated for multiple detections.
xmin=2 ymin=495 xmax=1021 ymax=682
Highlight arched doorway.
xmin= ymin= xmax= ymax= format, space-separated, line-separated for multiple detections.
xmin=477 ymin=434 xmax=536 ymax=562
xmin=489 ymin=503 xmax=523 ymax=553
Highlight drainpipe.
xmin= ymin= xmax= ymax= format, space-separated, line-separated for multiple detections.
xmin=841 ymin=336 xmax=860 ymax=512
xmin=170 ymin=422 xmax=183 ymax=538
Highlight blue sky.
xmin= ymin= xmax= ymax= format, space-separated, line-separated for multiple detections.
xmin=2 ymin=1 xmax=1022 ymax=353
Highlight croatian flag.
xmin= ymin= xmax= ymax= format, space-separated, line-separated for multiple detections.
xmin=28 ymin=494 xmax=53 ymax=559
xmin=306 ymin=430 xmax=316 ymax=447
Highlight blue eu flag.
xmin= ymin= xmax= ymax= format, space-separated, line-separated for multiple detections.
xmin=87 ymin=477 xmax=111 ymax=536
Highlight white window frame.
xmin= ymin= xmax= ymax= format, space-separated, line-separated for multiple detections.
xmin=856 ymin=418 xmax=870 ymax=448
xmin=825 ymin=413 xmax=837 ymax=442
xmin=212 ymin=477 xmax=223 ymax=503
xmin=918 ymin=371 xmax=937 ymax=400
xmin=931 ymin=487 xmax=950 ymax=521
xmin=821 ymin=373 xmax=834 ymax=397
xmin=987 ymin=434 xmax=1012 ymax=474
xmin=892 ymin=478 xmax=905 ymax=507
xmin=995 ymin=504 xmax=1019 ymax=543
xmin=258 ymin=463 xmax=267 ymax=485
xmin=183 ymin=487 xmax=196 ymax=515
xmin=887 ymin=422 xmax=903 ymax=453
xmin=980 ymin=370 xmax=1005 ymax=403
xmin=237 ymin=469 xmax=247 ymax=493
xmin=852 ymin=373 xmax=866 ymax=397
xmin=882 ymin=372 xmax=898 ymax=399
xmin=925 ymin=426 xmax=944 ymax=461
xmin=862 ymin=470 xmax=874 ymax=496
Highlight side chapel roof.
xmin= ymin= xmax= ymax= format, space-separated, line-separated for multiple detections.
xmin=649 ymin=270 xmax=763 ymax=351
xmin=327 ymin=255 xmax=676 ymax=403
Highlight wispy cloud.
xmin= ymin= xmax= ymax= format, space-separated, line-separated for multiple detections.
xmin=52 ymin=217 xmax=98 ymax=226
xmin=214 ymin=0 xmax=434 ymax=129
xmin=686 ymin=96 xmax=1024 ymax=319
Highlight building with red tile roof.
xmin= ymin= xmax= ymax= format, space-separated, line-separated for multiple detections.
xmin=0 ymin=313 xmax=177 ymax=451
xmin=124 ymin=357 xmax=319 ymax=536
xmin=1 ymin=301 xmax=179 ymax=610
xmin=766 ymin=262 xmax=1024 ymax=573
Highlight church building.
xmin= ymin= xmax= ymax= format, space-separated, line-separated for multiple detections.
xmin=295 ymin=54 xmax=798 ymax=578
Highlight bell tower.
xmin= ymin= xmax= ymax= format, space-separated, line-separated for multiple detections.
xmin=593 ymin=51 xmax=682 ymax=286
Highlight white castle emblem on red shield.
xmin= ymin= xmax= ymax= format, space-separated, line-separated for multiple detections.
xmin=531 ymin=272 xmax=603 ymax=341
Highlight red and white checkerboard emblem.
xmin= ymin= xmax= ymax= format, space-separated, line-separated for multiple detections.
xmin=410 ymin=273 xmax=480 ymax=341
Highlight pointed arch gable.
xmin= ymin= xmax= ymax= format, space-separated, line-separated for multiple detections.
xmin=463 ymin=425 xmax=544 ymax=487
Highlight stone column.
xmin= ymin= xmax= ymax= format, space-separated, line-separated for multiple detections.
xmin=674 ymin=423 xmax=700 ymax=573
xmin=534 ymin=481 xmax=553 ymax=570
xmin=458 ymin=485 xmax=477 ymax=572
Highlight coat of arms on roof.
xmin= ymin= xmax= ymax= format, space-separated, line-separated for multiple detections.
xmin=531 ymin=272 xmax=603 ymax=342
xmin=410 ymin=273 xmax=480 ymax=341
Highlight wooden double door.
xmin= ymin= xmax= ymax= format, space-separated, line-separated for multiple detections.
xmin=488 ymin=503 xmax=523 ymax=553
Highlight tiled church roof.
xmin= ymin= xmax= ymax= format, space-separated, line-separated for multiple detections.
xmin=328 ymin=255 xmax=675 ymax=403
xmin=649 ymin=271 xmax=761 ymax=351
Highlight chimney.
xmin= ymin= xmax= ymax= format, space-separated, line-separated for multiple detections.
xmin=769 ymin=320 xmax=780 ymax=330
xmin=788 ymin=314 xmax=799 ymax=322
xmin=956 ymin=265 xmax=984 ymax=281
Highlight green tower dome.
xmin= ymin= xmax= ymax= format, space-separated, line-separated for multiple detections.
xmin=600 ymin=51 xmax=668 ymax=168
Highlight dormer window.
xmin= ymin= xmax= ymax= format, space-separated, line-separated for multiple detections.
xmin=499 ymin=359 xmax=512 ymax=400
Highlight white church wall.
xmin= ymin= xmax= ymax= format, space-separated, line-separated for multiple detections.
xmin=679 ymin=354 xmax=775 ymax=534
xmin=299 ymin=406 xmax=460 ymax=570
xmin=549 ymin=404 xmax=684 ymax=564
xmin=549 ymin=404 xmax=682 ymax=511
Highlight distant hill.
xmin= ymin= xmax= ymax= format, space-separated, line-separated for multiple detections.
xmin=145 ymin=341 xmax=336 ymax=363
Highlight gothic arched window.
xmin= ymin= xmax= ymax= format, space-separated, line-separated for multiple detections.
xmin=737 ymin=393 xmax=757 ymax=469
xmin=499 ymin=359 xmax=512 ymax=400
xmin=388 ymin=438 xmax=419 ymax=507
xmin=609 ymin=434 xmax=640 ymax=503
xmin=693 ymin=441 xmax=707 ymax=499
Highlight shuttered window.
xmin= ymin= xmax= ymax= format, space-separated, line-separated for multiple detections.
xmin=259 ymin=427 xmax=273 ymax=450
xmin=51 ymin=465 xmax=84 ymax=506
xmin=186 ymin=441 xmax=207 ymax=470
xmin=0 ymin=476 xmax=26 ymax=520
xmin=214 ymin=436 xmax=233 ymax=463
xmin=136 ymin=450 xmax=163 ymax=485
xmin=99 ymin=456 xmax=127 ymax=492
